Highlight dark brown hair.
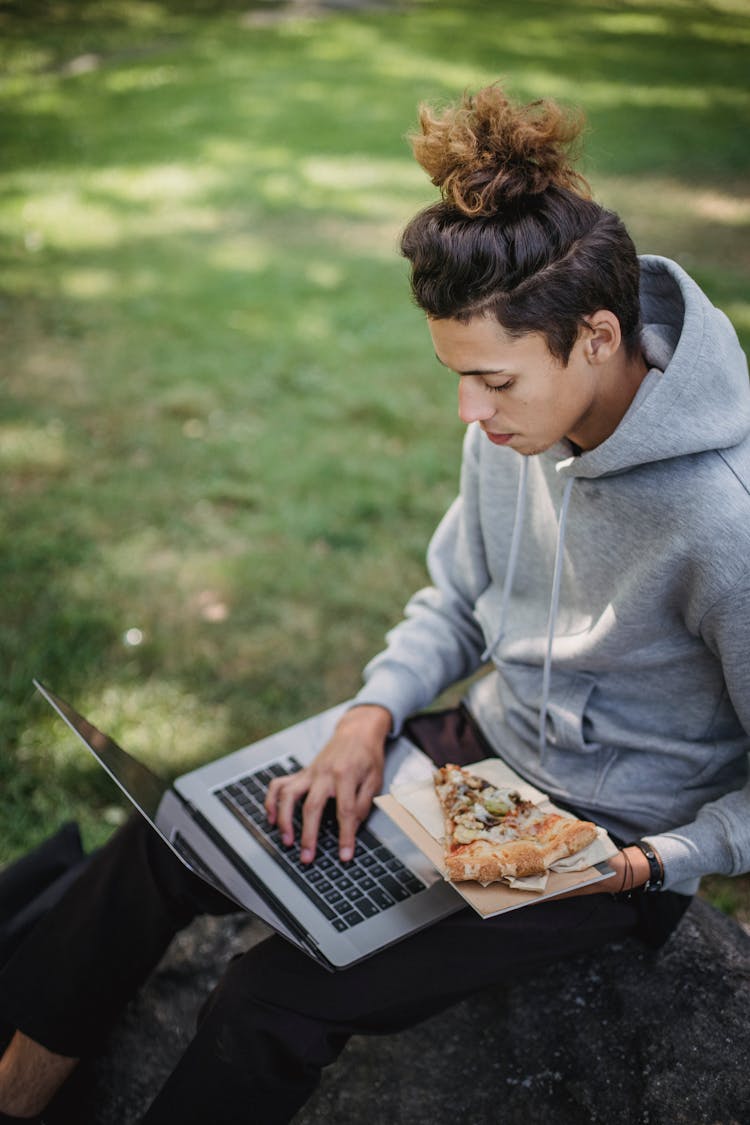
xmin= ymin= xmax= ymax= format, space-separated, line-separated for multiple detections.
xmin=400 ymin=85 xmax=642 ymax=362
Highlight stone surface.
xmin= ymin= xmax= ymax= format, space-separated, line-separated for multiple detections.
xmin=49 ymin=899 xmax=750 ymax=1124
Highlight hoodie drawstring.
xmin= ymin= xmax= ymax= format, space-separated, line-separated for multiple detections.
xmin=539 ymin=475 xmax=575 ymax=758
xmin=481 ymin=457 xmax=529 ymax=662
xmin=479 ymin=460 xmax=575 ymax=760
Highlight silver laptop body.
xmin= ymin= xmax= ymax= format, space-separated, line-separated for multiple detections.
xmin=34 ymin=681 xmax=461 ymax=970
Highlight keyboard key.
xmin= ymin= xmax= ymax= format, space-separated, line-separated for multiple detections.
xmin=381 ymin=875 xmax=412 ymax=902
xmin=398 ymin=872 xmax=425 ymax=893
xmin=357 ymin=826 xmax=380 ymax=849
xmin=369 ymin=887 xmax=394 ymax=911
xmin=357 ymin=897 xmax=380 ymax=919
xmin=342 ymin=909 xmax=364 ymax=927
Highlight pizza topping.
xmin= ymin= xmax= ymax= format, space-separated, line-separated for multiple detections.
xmin=482 ymin=792 xmax=513 ymax=817
xmin=433 ymin=763 xmax=599 ymax=883
xmin=435 ymin=765 xmax=532 ymax=835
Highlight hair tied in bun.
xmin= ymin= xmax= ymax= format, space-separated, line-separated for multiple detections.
xmin=409 ymin=83 xmax=592 ymax=217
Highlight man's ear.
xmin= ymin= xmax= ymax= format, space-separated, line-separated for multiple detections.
xmin=582 ymin=310 xmax=621 ymax=364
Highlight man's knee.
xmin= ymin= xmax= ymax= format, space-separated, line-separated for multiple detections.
xmin=199 ymin=936 xmax=329 ymax=1026
xmin=195 ymin=941 xmax=349 ymax=1079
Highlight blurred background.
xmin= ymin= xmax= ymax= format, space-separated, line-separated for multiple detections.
xmin=1 ymin=0 xmax=748 ymax=918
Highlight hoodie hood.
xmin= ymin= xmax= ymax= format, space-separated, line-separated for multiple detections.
xmin=553 ymin=255 xmax=750 ymax=480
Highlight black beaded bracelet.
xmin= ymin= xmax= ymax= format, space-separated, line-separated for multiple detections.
xmin=628 ymin=840 xmax=664 ymax=893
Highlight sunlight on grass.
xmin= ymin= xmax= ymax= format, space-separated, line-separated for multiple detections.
xmin=690 ymin=17 xmax=750 ymax=45
xmin=520 ymin=74 xmax=746 ymax=112
xmin=595 ymin=175 xmax=750 ymax=272
xmin=0 ymin=422 xmax=70 ymax=473
xmin=304 ymin=260 xmax=345 ymax=289
xmin=60 ymin=267 xmax=120 ymax=298
xmin=301 ymin=156 xmax=424 ymax=194
xmin=581 ymin=82 xmax=744 ymax=111
xmin=21 ymin=192 xmax=121 ymax=248
xmin=17 ymin=174 xmax=226 ymax=250
xmin=106 ymin=63 xmax=179 ymax=92
xmin=209 ymin=233 xmax=273 ymax=274
xmin=95 ymin=679 xmax=232 ymax=773
xmin=315 ymin=214 xmax=416 ymax=259
xmin=92 ymin=162 xmax=223 ymax=201
xmin=18 ymin=677 xmax=232 ymax=787
xmin=693 ymin=190 xmax=750 ymax=224
xmin=590 ymin=12 xmax=672 ymax=35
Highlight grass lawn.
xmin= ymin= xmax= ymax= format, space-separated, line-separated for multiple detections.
xmin=1 ymin=0 xmax=749 ymax=921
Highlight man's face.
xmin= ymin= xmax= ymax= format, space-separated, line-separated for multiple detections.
xmin=429 ymin=313 xmax=602 ymax=455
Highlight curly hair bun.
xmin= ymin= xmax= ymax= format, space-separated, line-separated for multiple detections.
xmin=409 ymin=84 xmax=591 ymax=216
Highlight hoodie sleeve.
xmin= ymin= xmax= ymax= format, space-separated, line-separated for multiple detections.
xmin=643 ymin=573 xmax=750 ymax=891
xmin=352 ymin=424 xmax=492 ymax=733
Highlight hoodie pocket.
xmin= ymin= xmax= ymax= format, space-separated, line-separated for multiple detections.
xmin=496 ymin=659 xmax=602 ymax=757
xmin=543 ymin=672 xmax=603 ymax=755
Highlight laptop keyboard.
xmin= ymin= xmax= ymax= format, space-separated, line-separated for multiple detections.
xmin=214 ymin=758 xmax=427 ymax=932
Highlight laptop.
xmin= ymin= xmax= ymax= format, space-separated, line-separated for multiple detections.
xmin=33 ymin=681 xmax=462 ymax=971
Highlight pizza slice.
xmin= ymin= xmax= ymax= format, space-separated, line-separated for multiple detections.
xmin=433 ymin=763 xmax=598 ymax=883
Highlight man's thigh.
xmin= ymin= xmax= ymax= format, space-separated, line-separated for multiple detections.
xmin=218 ymin=890 xmax=638 ymax=1036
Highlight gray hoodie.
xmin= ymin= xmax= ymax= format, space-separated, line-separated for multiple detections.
xmin=355 ymin=255 xmax=750 ymax=895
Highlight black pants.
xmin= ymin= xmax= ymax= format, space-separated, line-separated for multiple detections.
xmin=0 ymin=709 xmax=690 ymax=1124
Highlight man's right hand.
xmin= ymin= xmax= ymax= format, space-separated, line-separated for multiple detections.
xmin=264 ymin=703 xmax=393 ymax=865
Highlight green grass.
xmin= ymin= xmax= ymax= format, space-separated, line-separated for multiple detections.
xmin=1 ymin=0 xmax=749 ymax=921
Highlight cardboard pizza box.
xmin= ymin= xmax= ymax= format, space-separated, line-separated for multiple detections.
xmin=375 ymin=793 xmax=614 ymax=919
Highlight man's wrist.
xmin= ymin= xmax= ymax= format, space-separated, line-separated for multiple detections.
xmin=339 ymin=703 xmax=394 ymax=740
xmin=628 ymin=840 xmax=664 ymax=892
xmin=623 ymin=845 xmax=650 ymax=890
xmin=605 ymin=846 xmax=649 ymax=897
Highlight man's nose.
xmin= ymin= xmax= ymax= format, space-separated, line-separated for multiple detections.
xmin=458 ymin=378 xmax=496 ymax=425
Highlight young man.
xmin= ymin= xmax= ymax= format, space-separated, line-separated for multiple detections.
xmin=1 ymin=85 xmax=748 ymax=1124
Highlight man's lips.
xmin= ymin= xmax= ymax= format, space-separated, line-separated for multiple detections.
xmin=483 ymin=430 xmax=515 ymax=445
